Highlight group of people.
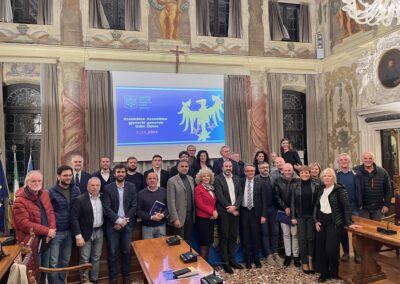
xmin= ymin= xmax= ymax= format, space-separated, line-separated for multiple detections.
xmin=12 ymin=139 xmax=393 ymax=284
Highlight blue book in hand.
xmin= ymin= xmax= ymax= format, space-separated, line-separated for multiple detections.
xmin=149 ymin=200 xmax=167 ymax=216
xmin=277 ymin=210 xmax=293 ymax=226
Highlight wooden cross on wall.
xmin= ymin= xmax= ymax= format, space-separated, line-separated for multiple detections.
xmin=170 ymin=46 xmax=184 ymax=73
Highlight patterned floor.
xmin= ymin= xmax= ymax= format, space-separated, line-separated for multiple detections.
xmin=216 ymin=259 xmax=346 ymax=284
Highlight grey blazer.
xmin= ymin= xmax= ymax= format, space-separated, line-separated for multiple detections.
xmin=167 ymin=174 xmax=195 ymax=226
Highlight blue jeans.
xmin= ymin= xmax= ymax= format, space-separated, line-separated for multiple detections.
xmin=79 ymin=228 xmax=104 ymax=282
xmin=48 ymin=230 xmax=73 ymax=284
xmin=39 ymin=242 xmax=51 ymax=284
xmin=260 ymin=208 xmax=279 ymax=256
xmin=142 ymin=224 xmax=166 ymax=239
xmin=106 ymin=223 xmax=134 ymax=279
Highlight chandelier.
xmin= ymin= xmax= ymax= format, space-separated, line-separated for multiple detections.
xmin=341 ymin=0 xmax=400 ymax=26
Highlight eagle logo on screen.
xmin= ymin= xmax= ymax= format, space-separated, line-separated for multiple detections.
xmin=178 ymin=95 xmax=223 ymax=142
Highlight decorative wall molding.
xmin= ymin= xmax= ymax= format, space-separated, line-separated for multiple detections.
xmin=0 ymin=2 xmax=62 ymax=44
xmin=262 ymin=0 xmax=316 ymax=59
xmin=189 ymin=0 xmax=249 ymax=55
xmin=80 ymin=0 xmax=149 ymax=49
xmin=357 ymin=33 xmax=400 ymax=108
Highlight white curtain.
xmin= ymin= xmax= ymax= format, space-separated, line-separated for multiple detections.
xmin=196 ymin=0 xmax=210 ymax=36
xmin=125 ymin=0 xmax=141 ymax=31
xmin=228 ymin=0 xmax=242 ymax=38
xmin=224 ymin=75 xmax=250 ymax=162
xmin=299 ymin=3 xmax=311 ymax=43
xmin=0 ymin=0 xmax=13 ymax=23
xmin=40 ymin=64 xmax=61 ymax=189
xmin=89 ymin=0 xmax=110 ymax=29
xmin=269 ymin=0 xmax=290 ymax=41
xmin=37 ymin=0 xmax=52 ymax=25
xmin=266 ymin=73 xmax=284 ymax=154
xmin=0 ymin=63 xmax=5 ymax=166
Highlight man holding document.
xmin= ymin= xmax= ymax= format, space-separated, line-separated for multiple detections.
xmin=137 ymin=172 xmax=169 ymax=239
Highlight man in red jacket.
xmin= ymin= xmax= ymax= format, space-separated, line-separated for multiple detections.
xmin=13 ymin=170 xmax=56 ymax=284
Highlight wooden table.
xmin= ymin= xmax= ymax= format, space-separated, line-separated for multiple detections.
xmin=132 ymin=237 xmax=214 ymax=284
xmin=347 ymin=216 xmax=400 ymax=284
xmin=0 ymin=242 xmax=21 ymax=281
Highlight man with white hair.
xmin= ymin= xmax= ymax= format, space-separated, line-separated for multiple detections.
xmin=13 ymin=171 xmax=56 ymax=283
xmin=354 ymin=151 xmax=392 ymax=220
xmin=336 ymin=153 xmax=362 ymax=263
xmin=269 ymin=156 xmax=286 ymax=186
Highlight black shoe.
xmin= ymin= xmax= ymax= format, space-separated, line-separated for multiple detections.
xmin=229 ymin=261 xmax=243 ymax=269
xmin=303 ymin=269 xmax=310 ymax=274
xmin=255 ymin=261 xmax=262 ymax=268
xmin=245 ymin=261 xmax=252 ymax=269
xmin=354 ymin=254 xmax=362 ymax=264
xmin=293 ymin=257 xmax=301 ymax=267
xmin=309 ymin=270 xmax=316 ymax=274
xmin=341 ymin=253 xmax=350 ymax=262
xmin=283 ymin=256 xmax=291 ymax=266
xmin=318 ymin=274 xmax=329 ymax=283
xmin=222 ymin=264 xmax=234 ymax=274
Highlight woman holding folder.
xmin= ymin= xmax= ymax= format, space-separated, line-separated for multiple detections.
xmin=194 ymin=168 xmax=218 ymax=261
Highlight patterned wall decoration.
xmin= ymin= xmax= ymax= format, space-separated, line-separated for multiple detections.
xmin=249 ymin=71 xmax=269 ymax=156
xmin=148 ymin=0 xmax=190 ymax=44
xmin=329 ymin=0 xmax=366 ymax=48
xmin=357 ymin=34 xmax=400 ymax=108
xmin=324 ymin=63 xmax=360 ymax=167
xmin=60 ymin=63 xmax=87 ymax=165
xmin=264 ymin=42 xmax=315 ymax=59
xmin=2 ymin=63 xmax=40 ymax=85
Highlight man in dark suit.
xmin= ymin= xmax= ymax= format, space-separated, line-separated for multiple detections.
xmin=240 ymin=164 xmax=266 ymax=269
xmin=70 ymin=154 xmax=92 ymax=194
xmin=92 ymin=156 xmax=114 ymax=192
xmin=169 ymin=151 xmax=196 ymax=178
xmin=102 ymin=164 xmax=137 ymax=284
xmin=214 ymin=160 xmax=244 ymax=274
xmin=212 ymin=145 xmax=242 ymax=176
xmin=71 ymin=177 xmax=104 ymax=284
xmin=144 ymin=154 xmax=169 ymax=188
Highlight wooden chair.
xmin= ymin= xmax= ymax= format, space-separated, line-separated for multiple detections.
xmin=11 ymin=230 xmax=93 ymax=284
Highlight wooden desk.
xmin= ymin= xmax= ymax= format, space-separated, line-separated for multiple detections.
xmin=132 ymin=237 xmax=213 ymax=284
xmin=347 ymin=216 xmax=400 ymax=284
xmin=0 ymin=242 xmax=21 ymax=281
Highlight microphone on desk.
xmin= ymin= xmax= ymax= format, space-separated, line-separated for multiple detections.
xmin=377 ymin=214 xmax=397 ymax=235
xmin=180 ymin=240 xmax=198 ymax=263
xmin=201 ymin=265 xmax=224 ymax=284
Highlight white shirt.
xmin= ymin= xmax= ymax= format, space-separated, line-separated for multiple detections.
xmin=90 ymin=193 xmax=103 ymax=228
xmin=153 ymin=168 xmax=161 ymax=187
xmin=224 ymin=174 xmax=236 ymax=205
xmin=320 ymin=185 xmax=334 ymax=214
xmin=101 ymin=169 xmax=110 ymax=182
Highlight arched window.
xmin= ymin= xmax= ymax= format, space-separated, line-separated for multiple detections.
xmin=282 ymin=90 xmax=307 ymax=164
xmin=3 ymin=83 xmax=41 ymax=189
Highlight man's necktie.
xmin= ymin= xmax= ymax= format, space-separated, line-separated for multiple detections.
xmin=247 ymin=182 xmax=253 ymax=210
xmin=75 ymin=173 xmax=80 ymax=187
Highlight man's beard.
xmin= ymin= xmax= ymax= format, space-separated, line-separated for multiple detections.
xmin=60 ymin=180 xmax=70 ymax=187
xmin=128 ymin=166 xmax=137 ymax=172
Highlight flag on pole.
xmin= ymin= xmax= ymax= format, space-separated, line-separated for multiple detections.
xmin=0 ymin=157 xmax=9 ymax=234
xmin=26 ymin=152 xmax=33 ymax=174
xmin=13 ymin=150 xmax=20 ymax=199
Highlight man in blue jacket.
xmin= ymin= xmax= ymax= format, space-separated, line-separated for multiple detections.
xmin=48 ymin=165 xmax=81 ymax=283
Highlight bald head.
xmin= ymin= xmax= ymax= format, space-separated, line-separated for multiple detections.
xmin=282 ymin=163 xmax=294 ymax=178
xmin=275 ymin=157 xmax=285 ymax=170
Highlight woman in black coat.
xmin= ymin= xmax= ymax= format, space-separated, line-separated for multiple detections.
xmin=280 ymin=138 xmax=302 ymax=172
xmin=291 ymin=166 xmax=320 ymax=274
xmin=314 ymin=168 xmax=360 ymax=283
